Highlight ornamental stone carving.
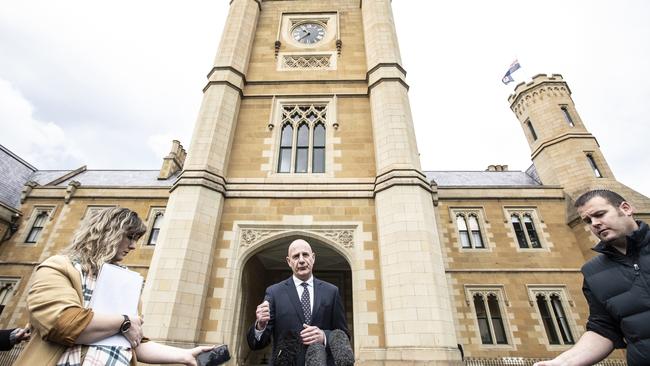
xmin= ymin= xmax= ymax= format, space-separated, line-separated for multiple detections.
xmin=281 ymin=55 xmax=331 ymax=69
xmin=238 ymin=227 xmax=355 ymax=249
xmin=240 ymin=229 xmax=275 ymax=247
xmin=322 ymin=229 xmax=354 ymax=248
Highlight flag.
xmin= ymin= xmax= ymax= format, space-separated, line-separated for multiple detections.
xmin=502 ymin=59 xmax=521 ymax=85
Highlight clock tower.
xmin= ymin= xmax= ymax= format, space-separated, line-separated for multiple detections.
xmin=141 ymin=1 xmax=461 ymax=364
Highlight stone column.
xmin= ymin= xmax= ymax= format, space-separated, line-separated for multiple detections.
xmin=141 ymin=0 xmax=260 ymax=344
xmin=362 ymin=0 xmax=460 ymax=363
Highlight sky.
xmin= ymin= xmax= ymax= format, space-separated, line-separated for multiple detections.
xmin=1 ymin=1 xmax=648 ymax=197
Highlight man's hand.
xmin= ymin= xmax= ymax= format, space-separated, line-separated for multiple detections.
xmin=124 ymin=316 xmax=144 ymax=349
xmin=301 ymin=324 xmax=324 ymax=345
xmin=532 ymin=331 xmax=614 ymax=366
xmin=255 ymin=300 xmax=270 ymax=330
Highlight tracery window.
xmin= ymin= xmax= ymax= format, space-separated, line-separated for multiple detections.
xmin=277 ymin=104 xmax=327 ymax=174
xmin=456 ymin=213 xmax=485 ymax=249
xmin=470 ymin=290 xmax=509 ymax=345
xmin=510 ymin=213 xmax=542 ymax=249
xmin=530 ymin=288 xmax=575 ymax=345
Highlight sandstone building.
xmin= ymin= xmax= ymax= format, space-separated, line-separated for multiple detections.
xmin=1 ymin=1 xmax=648 ymax=364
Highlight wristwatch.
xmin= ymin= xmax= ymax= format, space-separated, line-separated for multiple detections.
xmin=120 ymin=315 xmax=131 ymax=334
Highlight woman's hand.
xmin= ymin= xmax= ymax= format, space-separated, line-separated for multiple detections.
xmin=134 ymin=341 xmax=217 ymax=365
xmin=123 ymin=316 xmax=144 ymax=349
xmin=181 ymin=345 xmax=216 ymax=366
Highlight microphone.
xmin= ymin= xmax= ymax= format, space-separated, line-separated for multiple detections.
xmin=305 ymin=342 xmax=327 ymax=366
xmin=328 ymin=329 xmax=354 ymax=366
xmin=196 ymin=344 xmax=231 ymax=366
xmin=274 ymin=330 xmax=300 ymax=366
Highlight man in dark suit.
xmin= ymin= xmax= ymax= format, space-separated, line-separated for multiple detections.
xmin=247 ymin=239 xmax=349 ymax=365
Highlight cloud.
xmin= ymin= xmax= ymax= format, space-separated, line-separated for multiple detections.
xmin=0 ymin=78 xmax=84 ymax=168
xmin=147 ymin=133 xmax=178 ymax=162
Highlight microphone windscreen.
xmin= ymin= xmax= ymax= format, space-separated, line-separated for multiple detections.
xmin=329 ymin=329 xmax=354 ymax=366
xmin=305 ymin=343 xmax=327 ymax=366
xmin=274 ymin=331 xmax=300 ymax=366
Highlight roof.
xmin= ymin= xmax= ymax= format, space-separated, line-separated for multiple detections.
xmin=0 ymin=145 xmax=37 ymax=209
xmin=30 ymin=170 xmax=177 ymax=187
xmin=425 ymin=170 xmax=541 ymax=187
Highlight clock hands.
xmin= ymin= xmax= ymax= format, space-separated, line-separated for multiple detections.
xmin=297 ymin=30 xmax=311 ymax=41
xmin=294 ymin=24 xmax=324 ymax=43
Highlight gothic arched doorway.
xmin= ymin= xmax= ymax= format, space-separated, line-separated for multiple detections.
xmin=237 ymin=234 xmax=353 ymax=365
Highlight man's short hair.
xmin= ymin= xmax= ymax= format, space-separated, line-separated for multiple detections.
xmin=574 ymin=189 xmax=626 ymax=208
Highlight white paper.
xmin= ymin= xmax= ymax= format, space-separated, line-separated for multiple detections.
xmin=88 ymin=263 xmax=143 ymax=347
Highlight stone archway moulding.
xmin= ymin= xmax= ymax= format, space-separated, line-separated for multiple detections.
xmin=213 ymin=219 xmax=375 ymax=362
xmin=239 ymin=224 xmax=356 ymax=249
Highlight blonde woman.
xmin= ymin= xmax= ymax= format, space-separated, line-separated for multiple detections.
xmin=15 ymin=207 xmax=214 ymax=366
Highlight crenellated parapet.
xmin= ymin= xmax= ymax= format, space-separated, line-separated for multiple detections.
xmin=508 ymin=74 xmax=573 ymax=117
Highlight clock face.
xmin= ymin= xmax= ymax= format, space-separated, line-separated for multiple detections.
xmin=292 ymin=23 xmax=326 ymax=44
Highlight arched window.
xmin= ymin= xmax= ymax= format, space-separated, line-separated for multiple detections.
xmin=473 ymin=293 xmax=492 ymax=344
xmin=511 ymin=214 xmax=528 ymax=248
xmin=537 ymin=294 xmax=559 ymax=344
xmin=456 ymin=213 xmax=485 ymax=249
xmin=472 ymin=292 xmax=509 ymax=345
xmin=276 ymin=104 xmax=328 ymax=173
xmin=526 ymin=120 xmax=538 ymax=141
xmin=511 ymin=212 xmax=543 ymax=249
xmin=523 ymin=214 xmax=541 ymax=248
xmin=535 ymin=293 xmax=574 ymax=345
xmin=312 ymin=123 xmax=326 ymax=173
xmin=468 ymin=215 xmax=484 ymax=248
xmin=295 ymin=123 xmax=309 ymax=173
xmin=457 ymin=215 xmax=471 ymax=248
xmin=26 ymin=211 xmax=49 ymax=243
xmin=278 ymin=124 xmax=293 ymax=173
xmin=0 ymin=281 xmax=17 ymax=315
xmin=586 ymin=154 xmax=603 ymax=178
xmin=147 ymin=212 xmax=164 ymax=245
xmin=560 ymin=106 xmax=575 ymax=127
xmin=551 ymin=294 xmax=575 ymax=344
xmin=488 ymin=294 xmax=508 ymax=344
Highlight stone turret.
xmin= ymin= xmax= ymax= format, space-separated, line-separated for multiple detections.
xmin=509 ymin=74 xmax=650 ymax=217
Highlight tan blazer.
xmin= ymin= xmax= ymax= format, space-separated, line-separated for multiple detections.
xmin=14 ymin=255 xmax=140 ymax=366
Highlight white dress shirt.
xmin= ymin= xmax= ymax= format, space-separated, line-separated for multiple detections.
xmin=293 ymin=275 xmax=314 ymax=313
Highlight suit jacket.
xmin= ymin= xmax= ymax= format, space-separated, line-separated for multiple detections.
xmin=247 ymin=276 xmax=348 ymax=365
xmin=0 ymin=328 xmax=15 ymax=351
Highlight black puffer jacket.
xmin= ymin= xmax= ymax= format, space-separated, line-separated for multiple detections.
xmin=582 ymin=220 xmax=650 ymax=366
